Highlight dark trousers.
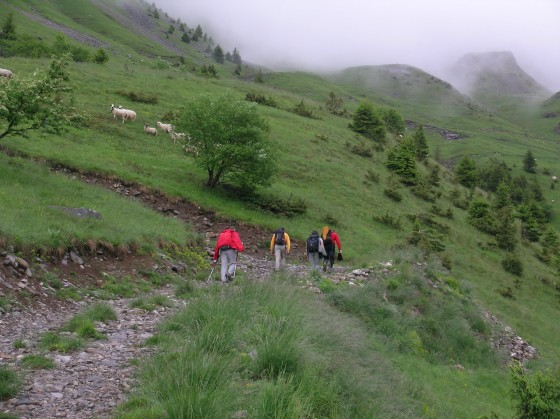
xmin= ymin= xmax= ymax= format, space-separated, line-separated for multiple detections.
xmin=323 ymin=249 xmax=335 ymax=269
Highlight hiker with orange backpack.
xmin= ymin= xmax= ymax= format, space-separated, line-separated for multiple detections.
xmin=270 ymin=227 xmax=291 ymax=271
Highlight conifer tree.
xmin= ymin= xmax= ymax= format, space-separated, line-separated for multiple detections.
xmin=181 ymin=32 xmax=190 ymax=43
xmin=386 ymin=136 xmax=418 ymax=182
xmin=325 ymin=92 xmax=344 ymax=115
xmin=194 ymin=24 xmax=203 ymax=38
xmin=349 ymin=102 xmax=386 ymax=143
xmin=232 ymin=47 xmax=242 ymax=65
xmin=413 ymin=125 xmax=429 ymax=160
xmin=495 ymin=206 xmax=517 ymax=251
xmin=454 ymin=156 xmax=477 ymax=188
xmin=523 ymin=149 xmax=537 ymax=173
xmin=1 ymin=13 xmax=16 ymax=40
xmin=213 ymin=44 xmax=224 ymax=64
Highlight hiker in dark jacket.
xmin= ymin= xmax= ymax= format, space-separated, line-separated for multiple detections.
xmin=306 ymin=230 xmax=325 ymax=271
xmin=213 ymin=226 xmax=245 ymax=283
xmin=322 ymin=230 xmax=336 ymax=272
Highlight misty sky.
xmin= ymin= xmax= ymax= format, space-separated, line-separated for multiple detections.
xmin=154 ymin=0 xmax=560 ymax=92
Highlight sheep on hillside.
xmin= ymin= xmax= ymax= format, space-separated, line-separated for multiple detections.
xmin=118 ymin=105 xmax=137 ymax=121
xmin=0 ymin=68 xmax=13 ymax=79
xmin=110 ymin=104 xmax=129 ymax=123
xmin=144 ymin=124 xmax=158 ymax=136
xmin=156 ymin=121 xmax=173 ymax=133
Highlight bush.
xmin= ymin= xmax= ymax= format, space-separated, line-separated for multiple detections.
xmin=502 ymin=253 xmax=523 ymax=276
xmin=292 ymin=100 xmax=318 ymax=119
xmin=245 ymin=92 xmax=278 ymax=108
xmin=0 ymin=367 xmax=21 ymax=400
xmin=384 ymin=188 xmax=402 ymax=202
xmin=373 ymin=211 xmax=402 ymax=229
xmin=510 ymin=362 xmax=560 ymax=418
xmin=94 ymin=48 xmax=109 ymax=64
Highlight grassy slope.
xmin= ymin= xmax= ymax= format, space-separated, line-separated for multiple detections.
xmin=1 ymin=0 xmax=560 ymax=416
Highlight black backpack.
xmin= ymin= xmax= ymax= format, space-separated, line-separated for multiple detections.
xmin=307 ymin=235 xmax=319 ymax=253
xmin=275 ymin=229 xmax=286 ymax=245
xmin=323 ymin=231 xmax=333 ymax=250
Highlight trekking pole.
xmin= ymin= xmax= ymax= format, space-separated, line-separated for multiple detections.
xmin=206 ymin=261 xmax=216 ymax=283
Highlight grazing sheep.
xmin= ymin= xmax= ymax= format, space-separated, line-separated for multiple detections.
xmin=0 ymin=68 xmax=13 ymax=79
xmin=144 ymin=124 xmax=158 ymax=136
xmin=552 ymin=176 xmax=558 ymax=183
xmin=110 ymin=104 xmax=129 ymax=123
xmin=118 ymin=105 xmax=137 ymax=121
xmin=156 ymin=121 xmax=173 ymax=133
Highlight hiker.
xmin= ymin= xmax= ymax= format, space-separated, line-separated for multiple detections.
xmin=322 ymin=230 xmax=336 ymax=271
xmin=306 ymin=230 xmax=325 ymax=270
xmin=213 ymin=226 xmax=245 ymax=283
xmin=322 ymin=226 xmax=342 ymax=260
xmin=270 ymin=227 xmax=291 ymax=270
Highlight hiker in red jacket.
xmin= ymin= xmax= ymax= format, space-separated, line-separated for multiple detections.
xmin=213 ymin=226 xmax=245 ymax=283
xmin=321 ymin=226 xmax=342 ymax=271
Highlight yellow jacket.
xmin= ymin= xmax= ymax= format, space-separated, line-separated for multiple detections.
xmin=270 ymin=231 xmax=291 ymax=254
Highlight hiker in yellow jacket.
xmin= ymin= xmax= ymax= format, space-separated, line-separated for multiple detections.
xmin=270 ymin=227 xmax=291 ymax=270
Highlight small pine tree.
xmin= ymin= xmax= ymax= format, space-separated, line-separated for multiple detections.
xmin=325 ymin=92 xmax=344 ymax=115
xmin=349 ymin=102 xmax=386 ymax=143
xmin=413 ymin=125 xmax=429 ymax=160
xmin=93 ymin=48 xmax=109 ymax=64
xmin=454 ymin=156 xmax=477 ymax=188
xmin=255 ymin=68 xmax=264 ymax=83
xmin=194 ymin=24 xmax=203 ymax=38
xmin=181 ymin=32 xmax=190 ymax=43
xmin=168 ymin=24 xmax=175 ymax=34
xmin=225 ymin=51 xmax=232 ymax=62
xmin=232 ymin=47 xmax=242 ymax=65
xmin=385 ymin=136 xmax=418 ymax=182
xmin=153 ymin=9 xmax=159 ymax=19
xmin=523 ymin=149 xmax=537 ymax=174
xmin=179 ymin=23 xmax=186 ymax=32
xmin=213 ymin=44 xmax=224 ymax=64
xmin=493 ymin=181 xmax=511 ymax=210
xmin=1 ymin=12 xmax=16 ymax=40
xmin=494 ymin=206 xmax=517 ymax=251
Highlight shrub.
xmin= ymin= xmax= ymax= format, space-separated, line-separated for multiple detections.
xmin=347 ymin=139 xmax=373 ymax=157
xmin=245 ymin=92 xmax=278 ymax=108
xmin=116 ymin=89 xmax=159 ymax=104
xmin=20 ymin=354 xmax=55 ymax=370
xmin=384 ymin=188 xmax=402 ymax=202
xmin=247 ymin=193 xmax=307 ymax=217
xmin=373 ymin=211 xmax=402 ymax=229
xmin=292 ymin=100 xmax=318 ymax=119
xmin=94 ymin=48 xmax=109 ymax=64
xmin=152 ymin=57 xmax=170 ymax=70
xmin=510 ymin=362 xmax=560 ymax=418
xmin=0 ymin=367 xmax=21 ymax=400
xmin=502 ymin=253 xmax=523 ymax=276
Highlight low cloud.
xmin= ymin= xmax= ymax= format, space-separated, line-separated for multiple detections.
xmin=154 ymin=0 xmax=560 ymax=92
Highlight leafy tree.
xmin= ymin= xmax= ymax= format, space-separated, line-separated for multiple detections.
xmin=510 ymin=362 xmax=560 ymax=418
xmin=523 ymin=149 xmax=537 ymax=174
xmin=212 ymin=44 xmax=224 ymax=64
xmin=349 ymin=101 xmax=386 ymax=143
xmin=93 ymin=48 xmax=109 ymax=64
xmin=1 ymin=12 xmax=16 ymax=40
xmin=454 ymin=156 xmax=477 ymax=188
xmin=181 ymin=32 xmax=190 ymax=43
xmin=232 ymin=47 xmax=242 ymax=65
xmin=412 ymin=125 xmax=428 ymax=160
xmin=385 ymin=136 xmax=418 ymax=182
xmin=0 ymin=54 xmax=82 ymax=140
xmin=325 ymin=91 xmax=344 ymax=115
xmin=175 ymin=92 xmax=275 ymax=189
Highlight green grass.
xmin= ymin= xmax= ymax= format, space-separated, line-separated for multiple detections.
xmin=12 ymin=339 xmax=26 ymax=349
xmin=39 ymin=332 xmax=84 ymax=353
xmin=20 ymin=354 xmax=56 ymax=370
xmin=129 ymin=294 xmax=173 ymax=311
xmin=0 ymin=367 xmax=22 ymax=400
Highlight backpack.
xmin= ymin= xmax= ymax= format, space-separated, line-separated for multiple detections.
xmin=307 ymin=235 xmax=319 ymax=253
xmin=275 ymin=229 xmax=286 ymax=245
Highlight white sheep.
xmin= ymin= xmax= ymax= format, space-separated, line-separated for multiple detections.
xmin=552 ymin=176 xmax=558 ymax=183
xmin=0 ymin=68 xmax=13 ymax=79
xmin=110 ymin=104 xmax=129 ymax=123
xmin=156 ymin=121 xmax=173 ymax=133
xmin=118 ymin=105 xmax=137 ymax=122
xmin=144 ymin=124 xmax=158 ymax=136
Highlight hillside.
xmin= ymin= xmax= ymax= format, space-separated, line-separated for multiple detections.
xmin=1 ymin=0 xmax=560 ymax=417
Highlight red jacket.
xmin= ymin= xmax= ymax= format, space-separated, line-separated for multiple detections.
xmin=213 ymin=229 xmax=245 ymax=260
xmin=331 ymin=231 xmax=342 ymax=251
